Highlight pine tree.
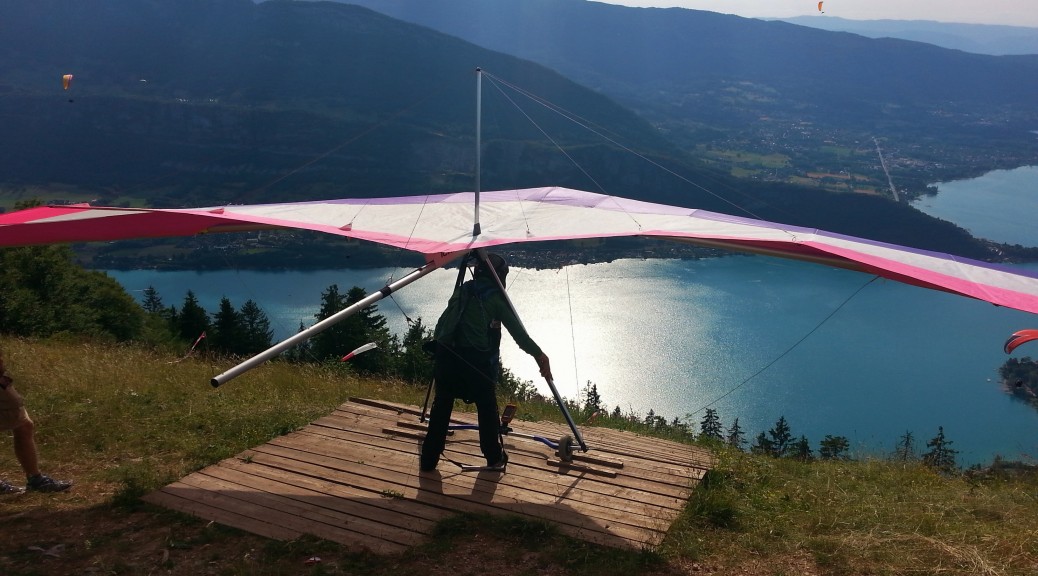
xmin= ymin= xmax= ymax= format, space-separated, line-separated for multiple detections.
xmin=790 ymin=435 xmax=813 ymax=461
xmin=582 ymin=381 xmax=603 ymax=417
xmin=699 ymin=408 xmax=724 ymax=442
xmin=922 ymin=426 xmax=959 ymax=473
xmin=239 ymin=299 xmax=274 ymax=355
xmin=211 ymin=297 xmax=245 ymax=356
xmin=285 ymin=322 xmax=312 ymax=363
xmin=346 ymin=286 xmax=396 ymax=373
xmin=310 ymin=284 xmax=351 ymax=361
xmin=726 ymin=418 xmax=746 ymax=450
xmin=177 ymin=290 xmax=210 ymax=345
xmin=819 ymin=435 xmax=851 ymax=460
xmin=398 ymin=317 xmax=434 ymax=384
xmin=141 ymin=286 xmax=164 ymax=314
xmin=768 ymin=416 xmax=793 ymax=457
xmin=894 ymin=430 xmax=916 ymax=461
xmin=750 ymin=432 xmax=774 ymax=455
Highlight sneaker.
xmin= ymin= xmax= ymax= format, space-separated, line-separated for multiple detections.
xmin=26 ymin=474 xmax=72 ymax=493
xmin=0 ymin=479 xmax=25 ymax=495
xmin=487 ymin=450 xmax=508 ymax=472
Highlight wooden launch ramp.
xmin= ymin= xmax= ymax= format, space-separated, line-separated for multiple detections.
xmin=143 ymin=398 xmax=714 ymax=553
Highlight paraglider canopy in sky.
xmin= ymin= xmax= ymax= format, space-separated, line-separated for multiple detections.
xmin=62 ymin=73 xmax=74 ymax=102
xmin=1005 ymin=329 xmax=1038 ymax=354
xmin=817 ymin=1 xmax=824 ymax=13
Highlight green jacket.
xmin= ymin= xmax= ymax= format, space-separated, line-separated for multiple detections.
xmin=433 ymin=277 xmax=543 ymax=357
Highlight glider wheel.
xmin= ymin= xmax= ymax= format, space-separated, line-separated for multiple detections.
xmin=557 ymin=434 xmax=574 ymax=462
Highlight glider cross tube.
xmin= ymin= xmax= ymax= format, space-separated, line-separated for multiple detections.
xmin=211 ymin=254 xmax=457 ymax=387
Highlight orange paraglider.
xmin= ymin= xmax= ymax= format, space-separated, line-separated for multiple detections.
xmin=817 ymin=2 xmax=824 ymax=13
xmin=1004 ymin=329 xmax=1038 ymax=354
xmin=62 ymin=74 xmax=75 ymax=102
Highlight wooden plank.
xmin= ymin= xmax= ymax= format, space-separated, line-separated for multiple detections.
xmin=203 ymin=460 xmax=445 ymax=535
xmin=193 ymin=465 xmax=429 ymax=547
xmin=259 ymin=434 xmax=677 ymax=542
xmin=284 ymin=426 xmax=689 ymax=511
xmin=299 ymin=422 xmax=694 ymax=504
xmin=299 ymin=421 xmax=691 ymax=511
xmin=174 ymin=472 xmax=408 ymax=553
xmin=146 ymin=398 xmax=712 ymax=554
xmin=246 ymin=445 xmax=667 ymax=549
xmin=219 ymin=456 xmax=452 ymax=524
xmin=142 ymin=485 xmax=302 ymax=541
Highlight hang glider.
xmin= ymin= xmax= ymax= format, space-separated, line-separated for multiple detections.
xmin=1 ymin=186 xmax=1037 ymax=315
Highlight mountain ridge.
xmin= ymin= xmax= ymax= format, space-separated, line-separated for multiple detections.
xmin=779 ymin=15 xmax=1038 ymax=56
xmin=0 ymin=0 xmax=1011 ymax=260
xmin=337 ymin=0 xmax=1038 ymax=194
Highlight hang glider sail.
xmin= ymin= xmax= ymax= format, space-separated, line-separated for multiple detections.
xmin=1 ymin=187 xmax=1037 ymax=314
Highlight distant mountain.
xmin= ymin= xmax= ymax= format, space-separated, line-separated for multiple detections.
xmin=0 ymin=0 xmax=684 ymax=205
xmin=337 ymin=0 xmax=1038 ymax=190
xmin=780 ymin=16 xmax=1038 ymax=56
xmin=0 ymin=0 xmax=999 ymax=259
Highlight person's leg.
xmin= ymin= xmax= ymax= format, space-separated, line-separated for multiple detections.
xmin=12 ymin=414 xmax=40 ymax=477
xmin=421 ymin=357 xmax=459 ymax=471
xmin=474 ymin=391 xmax=503 ymax=466
xmin=421 ymin=388 xmax=455 ymax=471
xmin=467 ymin=357 xmax=503 ymax=466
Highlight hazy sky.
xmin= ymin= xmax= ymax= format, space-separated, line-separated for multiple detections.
xmin=599 ymin=1 xmax=1038 ymax=28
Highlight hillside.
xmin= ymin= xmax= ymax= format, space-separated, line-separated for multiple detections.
xmin=0 ymin=0 xmax=680 ymax=204
xmin=338 ymin=0 xmax=1038 ymax=192
xmin=0 ymin=0 xmax=1003 ymax=261
xmin=1 ymin=337 xmax=1037 ymax=575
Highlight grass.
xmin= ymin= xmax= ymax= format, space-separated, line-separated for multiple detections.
xmin=2 ymin=337 xmax=1038 ymax=575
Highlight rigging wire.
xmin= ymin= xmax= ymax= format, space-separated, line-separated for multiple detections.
xmin=484 ymin=75 xmax=609 ymax=195
xmin=482 ymin=71 xmax=800 ymax=233
xmin=237 ymin=82 xmax=453 ymax=205
xmin=685 ymin=274 xmax=881 ymax=419
xmin=565 ymin=266 xmax=580 ymax=390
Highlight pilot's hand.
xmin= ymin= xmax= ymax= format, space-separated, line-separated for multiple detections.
xmin=536 ymin=353 xmax=553 ymax=381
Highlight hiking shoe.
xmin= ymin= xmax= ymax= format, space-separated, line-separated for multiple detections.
xmin=487 ymin=450 xmax=508 ymax=472
xmin=0 ymin=479 xmax=25 ymax=495
xmin=26 ymin=474 xmax=72 ymax=493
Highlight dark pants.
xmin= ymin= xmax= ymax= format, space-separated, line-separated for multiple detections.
xmin=421 ymin=347 xmax=502 ymax=469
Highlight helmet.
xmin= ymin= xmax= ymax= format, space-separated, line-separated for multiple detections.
xmin=474 ymin=253 xmax=508 ymax=284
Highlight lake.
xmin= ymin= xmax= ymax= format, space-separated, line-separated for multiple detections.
xmin=108 ymin=256 xmax=1038 ymax=467
xmin=912 ymin=165 xmax=1038 ymax=247
xmin=105 ymin=165 xmax=1038 ymax=467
